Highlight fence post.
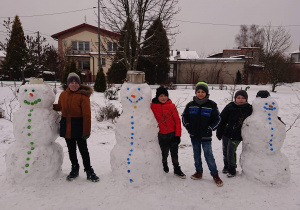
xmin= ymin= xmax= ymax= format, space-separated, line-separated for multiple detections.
xmin=1 ymin=81 xmax=2 ymax=87
xmin=14 ymin=81 xmax=16 ymax=87
xmin=55 ymin=82 xmax=56 ymax=88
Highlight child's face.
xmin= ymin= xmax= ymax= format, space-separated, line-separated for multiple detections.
xmin=235 ymin=95 xmax=246 ymax=104
xmin=196 ymin=89 xmax=206 ymax=100
xmin=158 ymin=94 xmax=168 ymax=103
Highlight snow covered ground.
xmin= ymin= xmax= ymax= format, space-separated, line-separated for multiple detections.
xmin=0 ymin=82 xmax=299 ymax=210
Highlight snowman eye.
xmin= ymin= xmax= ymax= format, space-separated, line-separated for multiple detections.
xmin=24 ymin=89 xmax=27 ymax=92
xmin=138 ymin=88 xmax=141 ymax=91
xmin=127 ymin=88 xmax=129 ymax=90
xmin=32 ymin=89 xmax=35 ymax=92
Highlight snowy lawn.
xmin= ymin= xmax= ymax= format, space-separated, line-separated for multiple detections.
xmin=0 ymin=83 xmax=299 ymax=210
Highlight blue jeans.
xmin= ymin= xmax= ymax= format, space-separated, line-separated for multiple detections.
xmin=191 ymin=136 xmax=218 ymax=176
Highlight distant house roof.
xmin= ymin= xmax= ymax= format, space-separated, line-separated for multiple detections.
xmin=170 ymin=50 xmax=199 ymax=61
xmin=0 ymin=51 xmax=5 ymax=57
xmin=290 ymin=50 xmax=300 ymax=54
xmin=51 ymin=23 xmax=120 ymax=40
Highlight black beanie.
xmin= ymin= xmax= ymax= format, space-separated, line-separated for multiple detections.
xmin=234 ymin=90 xmax=248 ymax=101
xmin=256 ymin=90 xmax=270 ymax=98
xmin=195 ymin=81 xmax=209 ymax=95
xmin=156 ymin=86 xmax=169 ymax=98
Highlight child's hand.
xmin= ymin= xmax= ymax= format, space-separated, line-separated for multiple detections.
xmin=216 ymin=135 xmax=222 ymax=140
xmin=82 ymin=135 xmax=90 ymax=140
xmin=174 ymin=136 xmax=181 ymax=144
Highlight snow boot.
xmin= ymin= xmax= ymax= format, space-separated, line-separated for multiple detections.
xmin=174 ymin=167 xmax=186 ymax=179
xmin=212 ymin=173 xmax=224 ymax=187
xmin=191 ymin=171 xmax=203 ymax=180
xmin=66 ymin=164 xmax=79 ymax=181
xmin=163 ymin=163 xmax=169 ymax=173
xmin=86 ymin=167 xmax=100 ymax=182
xmin=227 ymin=173 xmax=236 ymax=178
xmin=222 ymin=167 xmax=229 ymax=174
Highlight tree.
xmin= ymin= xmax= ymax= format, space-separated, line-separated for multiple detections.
xmin=107 ymin=18 xmax=137 ymax=84
xmin=139 ymin=18 xmax=170 ymax=84
xmin=1 ymin=16 xmax=27 ymax=81
xmin=235 ymin=24 xmax=264 ymax=49
xmin=100 ymin=0 xmax=179 ymax=72
xmin=94 ymin=67 xmax=107 ymax=92
xmin=235 ymin=70 xmax=242 ymax=84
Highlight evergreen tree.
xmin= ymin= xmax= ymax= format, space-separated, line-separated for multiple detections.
xmin=139 ymin=18 xmax=170 ymax=84
xmin=235 ymin=70 xmax=242 ymax=84
xmin=94 ymin=67 xmax=107 ymax=92
xmin=107 ymin=18 xmax=137 ymax=84
xmin=61 ymin=60 xmax=81 ymax=90
xmin=2 ymin=15 xmax=27 ymax=81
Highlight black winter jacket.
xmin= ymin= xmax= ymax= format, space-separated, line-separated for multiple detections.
xmin=182 ymin=99 xmax=220 ymax=141
xmin=216 ymin=102 xmax=252 ymax=141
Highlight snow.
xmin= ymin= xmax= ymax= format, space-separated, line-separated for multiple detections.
xmin=0 ymin=82 xmax=300 ymax=210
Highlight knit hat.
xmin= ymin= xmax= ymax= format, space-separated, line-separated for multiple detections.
xmin=67 ymin=72 xmax=81 ymax=86
xmin=234 ymin=90 xmax=248 ymax=101
xmin=195 ymin=81 xmax=209 ymax=95
xmin=256 ymin=90 xmax=270 ymax=98
xmin=156 ymin=86 xmax=169 ymax=98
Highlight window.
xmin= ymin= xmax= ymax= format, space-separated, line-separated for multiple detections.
xmin=108 ymin=42 xmax=117 ymax=52
xmin=72 ymin=41 xmax=90 ymax=52
xmin=78 ymin=61 xmax=90 ymax=70
xmin=98 ymin=58 xmax=106 ymax=66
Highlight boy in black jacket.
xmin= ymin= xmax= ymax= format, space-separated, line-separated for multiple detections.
xmin=182 ymin=82 xmax=223 ymax=187
xmin=216 ymin=90 xmax=252 ymax=177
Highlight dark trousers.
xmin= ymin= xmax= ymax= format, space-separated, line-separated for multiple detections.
xmin=222 ymin=136 xmax=241 ymax=175
xmin=158 ymin=132 xmax=180 ymax=169
xmin=65 ymin=138 xmax=91 ymax=171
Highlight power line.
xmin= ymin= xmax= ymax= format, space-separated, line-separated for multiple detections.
xmin=0 ymin=7 xmax=96 ymax=19
xmin=174 ymin=20 xmax=300 ymax=28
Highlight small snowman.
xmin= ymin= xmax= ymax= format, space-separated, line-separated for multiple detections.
xmin=240 ymin=90 xmax=290 ymax=185
xmin=110 ymin=81 xmax=164 ymax=186
xmin=6 ymin=78 xmax=63 ymax=184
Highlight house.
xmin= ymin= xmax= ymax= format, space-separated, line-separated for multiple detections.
xmin=290 ymin=47 xmax=300 ymax=81
xmin=169 ymin=50 xmax=245 ymax=84
xmin=51 ymin=23 xmax=120 ymax=82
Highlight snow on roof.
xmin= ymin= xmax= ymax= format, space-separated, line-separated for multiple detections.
xmin=0 ymin=51 xmax=6 ymax=57
xmin=290 ymin=50 xmax=300 ymax=54
xmin=169 ymin=50 xmax=199 ymax=61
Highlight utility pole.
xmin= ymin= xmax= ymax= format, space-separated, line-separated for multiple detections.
xmin=97 ymin=0 xmax=101 ymax=82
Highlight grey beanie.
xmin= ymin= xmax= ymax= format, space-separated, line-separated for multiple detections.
xmin=67 ymin=72 xmax=81 ymax=86
xmin=234 ymin=90 xmax=248 ymax=101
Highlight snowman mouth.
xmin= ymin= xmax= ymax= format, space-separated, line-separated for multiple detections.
xmin=269 ymin=105 xmax=273 ymax=108
xmin=24 ymin=99 xmax=41 ymax=106
xmin=126 ymin=96 xmax=143 ymax=104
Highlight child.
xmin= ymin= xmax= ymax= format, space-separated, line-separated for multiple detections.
xmin=151 ymin=86 xmax=186 ymax=179
xmin=53 ymin=72 xmax=99 ymax=182
xmin=216 ymin=90 xmax=252 ymax=177
xmin=182 ymin=81 xmax=223 ymax=187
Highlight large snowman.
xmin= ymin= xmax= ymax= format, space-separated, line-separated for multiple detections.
xmin=110 ymin=82 xmax=164 ymax=186
xmin=6 ymin=78 xmax=63 ymax=184
xmin=240 ymin=90 xmax=290 ymax=185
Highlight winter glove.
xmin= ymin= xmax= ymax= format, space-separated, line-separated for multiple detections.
xmin=174 ymin=136 xmax=181 ymax=144
xmin=82 ymin=135 xmax=90 ymax=140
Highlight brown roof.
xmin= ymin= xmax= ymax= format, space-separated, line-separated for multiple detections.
xmin=51 ymin=23 xmax=120 ymax=39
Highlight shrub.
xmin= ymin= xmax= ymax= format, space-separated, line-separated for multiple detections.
xmin=95 ymin=103 xmax=120 ymax=123
xmin=104 ymin=87 xmax=120 ymax=100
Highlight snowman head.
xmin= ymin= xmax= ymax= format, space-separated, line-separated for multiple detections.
xmin=18 ymin=83 xmax=55 ymax=109
xmin=120 ymin=82 xmax=151 ymax=113
xmin=252 ymin=91 xmax=279 ymax=116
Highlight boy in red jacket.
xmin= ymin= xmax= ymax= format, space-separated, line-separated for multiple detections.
xmin=151 ymin=86 xmax=186 ymax=179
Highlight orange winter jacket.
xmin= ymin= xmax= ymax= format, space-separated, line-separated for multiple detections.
xmin=151 ymin=99 xmax=181 ymax=137
xmin=53 ymin=85 xmax=92 ymax=139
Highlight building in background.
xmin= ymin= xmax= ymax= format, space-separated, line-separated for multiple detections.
xmin=51 ymin=23 xmax=120 ymax=82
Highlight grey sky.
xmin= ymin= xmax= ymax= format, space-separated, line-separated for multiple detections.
xmin=1 ymin=0 xmax=299 ymax=57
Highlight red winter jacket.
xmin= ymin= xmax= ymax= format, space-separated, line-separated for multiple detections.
xmin=151 ymin=99 xmax=181 ymax=137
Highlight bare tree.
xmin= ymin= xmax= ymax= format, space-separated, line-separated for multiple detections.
xmin=99 ymin=0 xmax=179 ymax=71
xmin=235 ymin=24 xmax=264 ymax=49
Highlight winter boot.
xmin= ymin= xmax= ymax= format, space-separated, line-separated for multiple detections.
xmin=212 ymin=173 xmax=224 ymax=187
xmin=174 ymin=166 xmax=186 ymax=179
xmin=163 ymin=163 xmax=169 ymax=173
xmin=222 ymin=167 xmax=229 ymax=174
xmin=191 ymin=171 xmax=203 ymax=180
xmin=66 ymin=164 xmax=79 ymax=181
xmin=86 ymin=167 xmax=100 ymax=182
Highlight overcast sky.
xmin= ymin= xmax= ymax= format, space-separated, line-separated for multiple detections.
xmin=1 ymin=0 xmax=299 ymax=57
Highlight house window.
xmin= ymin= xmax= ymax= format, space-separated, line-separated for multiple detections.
xmin=78 ymin=61 xmax=90 ymax=70
xmin=108 ymin=42 xmax=117 ymax=52
xmin=72 ymin=41 xmax=90 ymax=52
xmin=98 ymin=58 xmax=106 ymax=66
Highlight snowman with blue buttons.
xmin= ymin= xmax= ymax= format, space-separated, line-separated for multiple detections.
xmin=110 ymin=81 xmax=164 ymax=186
xmin=6 ymin=78 xmax=63 ymax=184
xmin=240 ymin=90 xmax=290 ymax=185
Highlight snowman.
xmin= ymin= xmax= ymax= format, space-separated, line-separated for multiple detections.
xmin=6 ymin=78 xmax=63 ymax=184
xmin=240 ymin=90 xmax=290 ymax=185
xmin=110 ymin=82 xmax=165 ymax=185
